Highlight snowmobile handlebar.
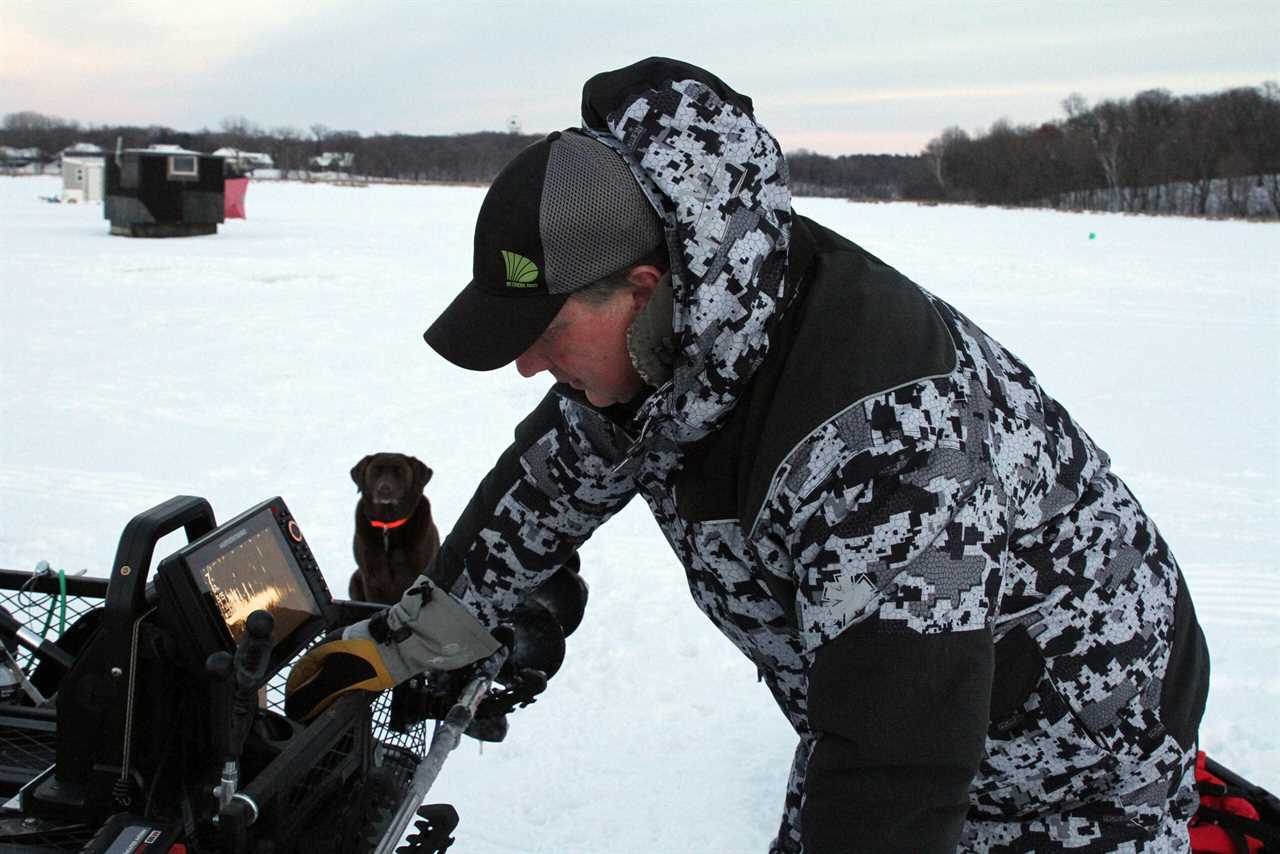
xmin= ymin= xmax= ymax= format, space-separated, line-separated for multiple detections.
xmin=0 ymin=603 xmax=75 ymax=670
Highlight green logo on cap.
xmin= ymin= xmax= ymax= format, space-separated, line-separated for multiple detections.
xmin=502 ymin=251 xmax=539 ymax=288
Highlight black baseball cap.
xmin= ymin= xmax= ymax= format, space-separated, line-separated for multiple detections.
xmin=424 ymin=129 xmax=664 ymax=371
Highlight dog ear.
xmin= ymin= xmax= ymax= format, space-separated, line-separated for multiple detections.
xmin=351 ymin=455 xmax=373 ymax=489
xmin=409 ymin=457 xmax=433 ymax=491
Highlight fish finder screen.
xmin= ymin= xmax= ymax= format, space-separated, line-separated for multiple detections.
xmin=185 ymin=509 xmax=320 ymax=646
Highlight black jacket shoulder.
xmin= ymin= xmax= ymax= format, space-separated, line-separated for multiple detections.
xmin=675 ymin=215 xmax=958 ymax=531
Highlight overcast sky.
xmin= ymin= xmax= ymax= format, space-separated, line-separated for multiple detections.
xmin=2 ymin=0 xmax=1276 ymax=156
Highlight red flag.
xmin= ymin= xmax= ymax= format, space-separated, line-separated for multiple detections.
xmin=224 ymin=177 xmax=249 ymax=219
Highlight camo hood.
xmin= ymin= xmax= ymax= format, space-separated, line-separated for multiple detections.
xmin=580 ymin=58 xmax=794 ymax=445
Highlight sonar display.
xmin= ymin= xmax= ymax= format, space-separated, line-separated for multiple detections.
xmin=192 ymin=519 xmax=319 ymax=645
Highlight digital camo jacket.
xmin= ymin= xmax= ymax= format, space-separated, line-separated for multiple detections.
xmin=374 ymin=59 xmax=1210 ymax=853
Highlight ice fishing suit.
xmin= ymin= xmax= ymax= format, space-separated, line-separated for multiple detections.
xmin=365 ymin=59 xmax=1211 ymax=852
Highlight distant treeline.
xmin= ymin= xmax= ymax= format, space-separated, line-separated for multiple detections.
xmin=5 ymin=81 xmax=1279 ymax=218
xmin=923 ymin=83 xmax=1280 ymax=217
xmin=787 ymin=152 xmax=939 ymax=200
xmin=1 ymin=113 xmax=937 ymax=197
xmin=0 ymin=114 xmax=543 ymax=182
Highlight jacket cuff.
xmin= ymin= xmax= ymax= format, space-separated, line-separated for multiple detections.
xmin=802 ymin=619 xmax=992 ymax=852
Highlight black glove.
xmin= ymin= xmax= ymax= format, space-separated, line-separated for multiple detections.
xmin=284 ymin=638 xmax=396 ymax=721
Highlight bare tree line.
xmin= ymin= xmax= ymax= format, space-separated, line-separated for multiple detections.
xmin=786 ymin=152 xmax=938 ymax=200
xmin=5 ymin=80 xmax=1279 ymax=219
xmin=1 ymin=114 xmax=543 ymax=183
xmin=923 ymin=83 xmax=1280 ymax=217
xmin=2 ymin=112 xmax=941 ymax=197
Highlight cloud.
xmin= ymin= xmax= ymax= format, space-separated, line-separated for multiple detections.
xmin=781 ymin=72 xmax=1277 ymax=110
xmin=1 ymin=2 xmax=346 ymax=96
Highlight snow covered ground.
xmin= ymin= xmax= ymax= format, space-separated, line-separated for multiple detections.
xmin=1 ymin=175 xmax=1277 ymax=852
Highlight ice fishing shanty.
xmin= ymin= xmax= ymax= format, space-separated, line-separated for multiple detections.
xmin=61 ymin=144 xmax=106 ymax=203
xmin=104 ymin=146 xmax=225 ymax=237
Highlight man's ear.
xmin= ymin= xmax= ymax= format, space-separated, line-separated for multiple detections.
xmin=350 ymin=456 xmax=373 ymax=489
xmin=625 ymin=265 xmax=664 ymax=313
xmin=409 ymin=457 xmax=433 ymax=492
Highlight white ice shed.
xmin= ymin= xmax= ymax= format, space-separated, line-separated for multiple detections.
xmin=62 ymin=151 xmax=106 ymax=203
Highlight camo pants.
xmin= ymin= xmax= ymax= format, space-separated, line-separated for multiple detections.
xmin=768 ymin=743 xmax=1197 ymax=853
xmin=963 ymin=744 xmax=1199 ymax=853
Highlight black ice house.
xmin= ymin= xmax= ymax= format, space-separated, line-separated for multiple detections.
xmin=105 ymin=146 xmax=225 ymax=237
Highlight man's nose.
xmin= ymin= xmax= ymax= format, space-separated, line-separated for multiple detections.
xmin=515 ymin=348 xmax=547 ymax=378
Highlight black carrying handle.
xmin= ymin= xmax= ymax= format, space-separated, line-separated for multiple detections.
xmin=102 ymin=496 xmax=216 ymax=683
xmin=104 ymin=495 xmax=215 ymax=632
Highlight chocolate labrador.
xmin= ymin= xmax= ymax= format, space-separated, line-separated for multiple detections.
xmin=349 ymin=453 xmax=440 ymax=604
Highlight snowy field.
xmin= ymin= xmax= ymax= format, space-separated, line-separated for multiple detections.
xmin=1 ymin=175 xmax=1277 ymax=852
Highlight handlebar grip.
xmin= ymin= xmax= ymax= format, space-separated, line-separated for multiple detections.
xmin=226 ymin=611 xmax=275 ymax=764
xmin=206 ymin=651 xmax=235 ymax=761
xmin=245 ymin=611 xmax=273 ymax=638
xmin=234 ymin=611 xmax=274 ymax=694
xmin=0 ymin=604 xmax=76 ymax=670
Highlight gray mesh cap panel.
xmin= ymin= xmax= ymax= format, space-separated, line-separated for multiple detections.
xmin=540 ymin=131 xmax=664 ymax=294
